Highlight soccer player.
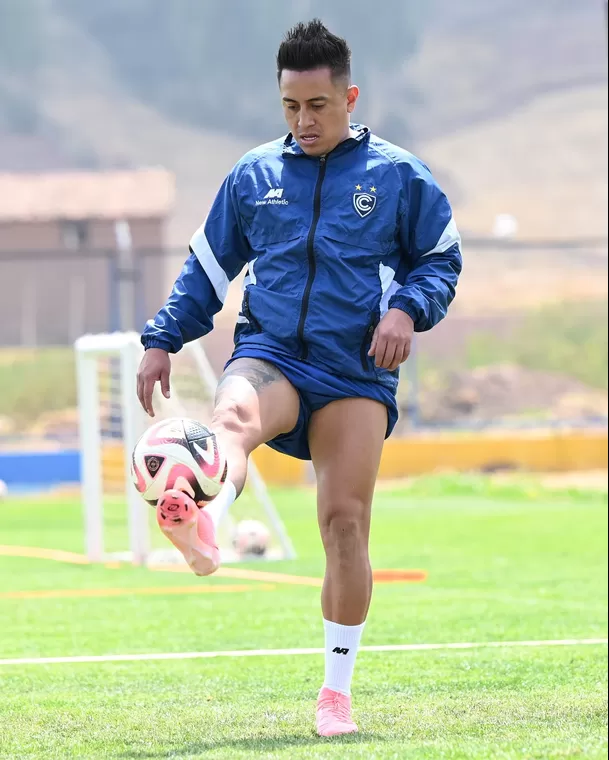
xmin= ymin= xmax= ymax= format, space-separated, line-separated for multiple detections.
xmin=137 ymin=19 xmax=462 ymax=737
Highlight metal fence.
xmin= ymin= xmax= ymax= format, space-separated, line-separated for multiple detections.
xmin=0 ymin=238 xmax=607 ymax=437
xmin=2 ymin=237 xmax=607 ymax=347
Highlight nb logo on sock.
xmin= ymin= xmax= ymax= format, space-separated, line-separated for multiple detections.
xmin=332 ymin=647 xmax=350 ymax=655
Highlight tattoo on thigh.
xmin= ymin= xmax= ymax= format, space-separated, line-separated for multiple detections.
xmin=217 ymin=360 xmax=285 ymax=396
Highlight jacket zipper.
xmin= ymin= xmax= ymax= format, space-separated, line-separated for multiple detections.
xmin=243 ymin=289 xmax=262 ymax=332
xmin=297 ymin=156 xmax=327 ymax=360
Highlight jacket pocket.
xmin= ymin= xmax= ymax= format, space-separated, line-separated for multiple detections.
xmin=243 ymin=288 xmax=263 ymax=333
xmin=360 ymin=316 xmax=379 ymax=372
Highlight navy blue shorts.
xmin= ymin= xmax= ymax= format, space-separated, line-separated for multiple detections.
xmin=225 ymin=346 xmax=399 ymax=460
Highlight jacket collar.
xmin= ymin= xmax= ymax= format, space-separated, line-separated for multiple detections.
xmin=282 ymin=124 xmax=370 ymax=158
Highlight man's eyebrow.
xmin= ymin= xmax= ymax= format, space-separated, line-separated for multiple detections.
xmin=282 ymin=95 xmax=330 ymax=103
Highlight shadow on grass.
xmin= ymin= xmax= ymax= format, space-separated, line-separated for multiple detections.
xmin=120 ymin=730 xmax=386 ymax=758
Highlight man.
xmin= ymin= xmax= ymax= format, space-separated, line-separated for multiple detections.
xmin=137 ymin=19 xmax=462 ymax=737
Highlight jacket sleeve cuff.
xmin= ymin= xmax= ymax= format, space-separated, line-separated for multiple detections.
xmin=387 ymin=295 xmax=421 ymax=329
xmin=140 ymin=337 xmax=176 ymax=353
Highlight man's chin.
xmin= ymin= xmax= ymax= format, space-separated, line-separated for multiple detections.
xmin=298 ymin=139 xmax=326 ymax=156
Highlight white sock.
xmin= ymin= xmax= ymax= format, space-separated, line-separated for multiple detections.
xmin=205 ymin=480 xmax=236 ymax=528
xmin=323 ymin=619 xmax=366 ymax=696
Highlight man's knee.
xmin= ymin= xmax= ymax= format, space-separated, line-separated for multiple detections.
xmin=319 ymin=501 xmax=370 ymax=558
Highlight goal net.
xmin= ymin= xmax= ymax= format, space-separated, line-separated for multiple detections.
xmin=74 ymin=332 xmax=296 ymax=567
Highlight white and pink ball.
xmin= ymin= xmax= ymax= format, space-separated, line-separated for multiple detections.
xmin=131 ymin=418 xmax=227 ymax=507
xmin=232 ymin=519 xmax=270 ymax=557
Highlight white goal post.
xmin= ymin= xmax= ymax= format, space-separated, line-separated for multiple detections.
xmin=74 ymin=332 xmax=296 ymax=566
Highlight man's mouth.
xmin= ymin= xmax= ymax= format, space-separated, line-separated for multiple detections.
xmin=300 ymin=134 xmax=320 ymax=145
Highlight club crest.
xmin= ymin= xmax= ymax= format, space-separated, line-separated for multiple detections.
xmin=353 ymin=192 xmax=377 ymax=218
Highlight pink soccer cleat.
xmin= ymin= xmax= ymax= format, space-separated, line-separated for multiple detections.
xmin=156 ymin=489 xmax=220 ymax=576
xmin=316 ymin=687 xmax=358 ymax=737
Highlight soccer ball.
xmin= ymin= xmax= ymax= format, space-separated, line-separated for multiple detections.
xmin=0 ymin=479 xmax=7 ymax=501
xmin=232 ymin=519 xmax=270 ymax=557
xmin=131 ymin=418 xmax=227 ymax=507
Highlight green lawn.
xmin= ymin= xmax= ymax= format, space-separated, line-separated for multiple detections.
xmin=0 ymin=476 xmax=607 ymax=759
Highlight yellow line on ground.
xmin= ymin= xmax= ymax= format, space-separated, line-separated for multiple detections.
xmin=0 ymin=545 xmax=427 ymax=586
xmin=216 ymin=567 xmax=429 ymax=585
xmin=0 ymin=584 xmax=276 ymax=600
xmin=0 ymin=545 xmax=90 ymax=564
xmin=0 ymin=545 xmax=325 ymax=584
xmin=152 ymin=565 xmax=427 ymax=585
xmin=150 ymin=564 xmax=326 ymax=586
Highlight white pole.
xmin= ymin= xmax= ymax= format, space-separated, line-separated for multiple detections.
xmin=120 ymin=335 xmax=150 ymax=565
xmin=114 ymin=222 xmax=141 ymax=561
xmin=115 ymin=220 xmax=136 ymax=332
xmin=76 ymin=347 xmax=104 ymax=562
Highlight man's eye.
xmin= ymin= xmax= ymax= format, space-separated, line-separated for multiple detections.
xmin=312 ymin=104 xmax=325 ymax=110
xmin=286 ymin=105 xmax=298 ymax=112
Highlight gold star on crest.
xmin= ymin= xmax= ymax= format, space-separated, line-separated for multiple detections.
xmin=355 ymin=184 xmax=362 ymax=191
xmin=370 ymin=186 xmax=377 ymax=193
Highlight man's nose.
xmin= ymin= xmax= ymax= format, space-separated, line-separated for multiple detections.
xmin=298 ymin=109 xmax=316 ymax=131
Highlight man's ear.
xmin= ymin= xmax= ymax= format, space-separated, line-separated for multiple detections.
xmin=346 ymin=85 xmax=359 ymax=114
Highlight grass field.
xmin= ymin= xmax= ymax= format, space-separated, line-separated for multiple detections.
xmin=0 ymin=476 xmax=607 ymax=759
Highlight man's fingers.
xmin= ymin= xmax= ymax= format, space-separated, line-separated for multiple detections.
xmin=374 ymin=337 xmax=391 ymax=368
xmin=135 ymin=350 xmax=171 ymax=418
xmin=388 ymin=354 xmax=400 ymax=372
xmin=372 ymin=335 xmax=385 ymax=366
xmin=137 ymin=373 xmax=152 ymax=416
xmin=160 ymin=369 xmax=171 ymax=399
xmin=370 ymin=325 xmax=413 ymax=369
xmin=389 ymin=344 xmax=410 ymax=372
xmin=368 ymin=328 xmax=378 ymax=357
xmin=143 ymin=376 xmax=156 ymax=417
xmin=381 ymin=342 xmax=398 ymax=370
xmin=136 ymin=374 xmax=145 ymax=412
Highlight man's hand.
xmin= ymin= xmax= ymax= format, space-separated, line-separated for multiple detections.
xmin=368 ymin=308 xmax=415 ymax=371
xmin=137 ymin=348 xmax=171 ymax=417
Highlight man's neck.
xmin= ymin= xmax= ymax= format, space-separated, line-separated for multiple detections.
xmin=324 ymin=125 xmax=357 ymax=156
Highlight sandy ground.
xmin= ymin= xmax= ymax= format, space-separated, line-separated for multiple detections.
xmin=535 ymin=470 xmax=608 ymax=491
xmin=374 ymin=470 xmax=608 ymax=493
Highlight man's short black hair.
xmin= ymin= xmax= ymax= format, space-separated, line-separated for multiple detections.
xmin=276 ymin=19 xmax=351 ymax=83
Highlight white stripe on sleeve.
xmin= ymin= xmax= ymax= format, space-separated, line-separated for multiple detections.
xmin=379 ymin=263 xmax=402 ymax=316
xmin=421 ymin=217 xmax=461 ymax=257
xmin=190 ymin=221 xmax=230 ymax=303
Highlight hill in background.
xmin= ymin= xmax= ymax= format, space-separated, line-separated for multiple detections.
xmin=0 ymin=0 xmax=606 ymax=330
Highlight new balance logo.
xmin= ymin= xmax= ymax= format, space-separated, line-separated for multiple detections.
xmin=256 ymin=187 xmax=288 ymax=207
xmin=332 ymin=647 xmax=350 ymax=655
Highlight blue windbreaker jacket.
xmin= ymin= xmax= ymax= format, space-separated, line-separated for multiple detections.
xmin=142 ymin=125 xmax=462 ymax=394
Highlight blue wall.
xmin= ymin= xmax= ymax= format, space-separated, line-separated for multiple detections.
xmin=0 ymin=450 xmax=80 ymax=488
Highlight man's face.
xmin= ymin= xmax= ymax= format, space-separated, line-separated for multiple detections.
xmin=279 ymin=67 xmax=359 ymax=157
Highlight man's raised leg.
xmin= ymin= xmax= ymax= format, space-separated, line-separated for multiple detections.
xmin=158 ymin=358 xmax=300 ymax=575
xmin=210 ymin=359 xmax=300 ymax=502
xmin=308 ymin=397 xmax=387 ymax=736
